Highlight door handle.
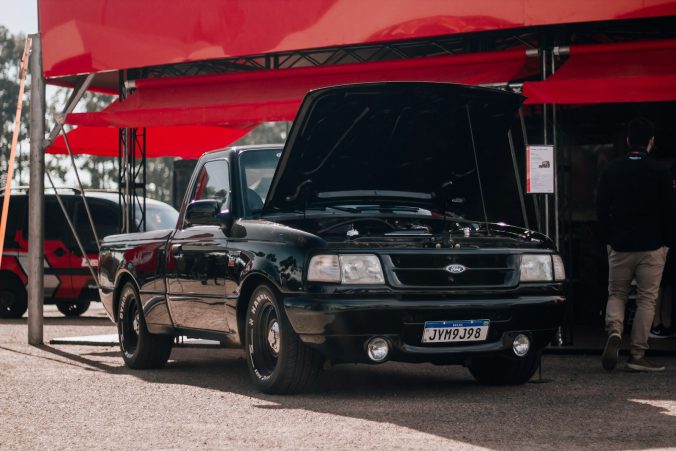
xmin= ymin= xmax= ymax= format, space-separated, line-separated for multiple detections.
xmin=54 ymin=247 xmax=66 ymax=257
xmin=171 ymin=244 xmax=183 ymax=257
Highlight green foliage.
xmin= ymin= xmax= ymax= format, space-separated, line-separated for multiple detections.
xmin=46 ymin=88 xmax=118 ymax=190
xmin=0 ymin=25 xmax=29 ymax=185
xmin=234 ymin=122 xmax=290 ymax=146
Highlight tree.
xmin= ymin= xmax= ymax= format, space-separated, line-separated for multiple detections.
xmin=0 ymin=25 xmax=29 ymax=187
xmin=235 ymin=122 xmax=290 ymax=146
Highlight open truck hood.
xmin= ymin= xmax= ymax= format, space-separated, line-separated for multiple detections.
xmin=262 ymin=82 xmax=524 ymax=214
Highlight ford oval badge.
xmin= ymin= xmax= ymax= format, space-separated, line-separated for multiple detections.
xmin=446 ymin=264 xmax=467 ymax=274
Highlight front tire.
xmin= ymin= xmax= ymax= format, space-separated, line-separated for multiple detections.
xmin=57 ymin=300 xmax=91 ymax=317
xmin=0 ymin=274 xmax=27 ymax=319
xmin=245 ymin=285 xmax=323 ymax=394
xmin=468 ymin=350 xmax=541 ymax=385
xmin=117 ymin=282 xmax=172 ymax=369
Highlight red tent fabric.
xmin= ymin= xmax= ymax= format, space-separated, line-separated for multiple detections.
xmin=40 ymin=0 xmax=676 ymax=79
xmin=523 ymin=39 xmax=676 ymax=104
xmin=46 ymin=124 xmax=255 ymax=158
xmin=66 ymin=49 xmax=536 ymax=128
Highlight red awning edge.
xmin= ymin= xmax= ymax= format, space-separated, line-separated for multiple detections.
xmin=46 ymin=124 xmax=256 ymax=159
xmin=523 ymin=39 xmax=676 ymax=104
xmin=66 ymin=49 xmax=536 ymax=128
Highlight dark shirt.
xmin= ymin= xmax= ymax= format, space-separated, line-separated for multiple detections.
xmin=597 ymin=151 xmax=675 ymax=252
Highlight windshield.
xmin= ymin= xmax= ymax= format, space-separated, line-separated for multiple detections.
xmin=239 ymin=149 xmax=282 ymax=215
xmin=138 ymin=203 xmax=179 ymax=231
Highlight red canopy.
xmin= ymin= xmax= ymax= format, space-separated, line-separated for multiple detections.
xmin=523 ymin=39 xmax=676 ymax=104
xmin=66 ymin=49 xmax=536 ymax=128
xmin=40 ymin=0 xmax=676 ymax=79
xmin=46 ymin=124 xmax=255 ymax=158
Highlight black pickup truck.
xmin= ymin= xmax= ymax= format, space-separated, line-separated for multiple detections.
xmin=98 ymin=82 xmax=566 ymax=393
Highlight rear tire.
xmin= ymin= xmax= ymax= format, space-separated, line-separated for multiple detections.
xmin=117 ymin=282 xmax=172 ymax=369
xmin=468 ymin=350 xmax=541 ymax=385
xmin=245 ymin=284 xmax=323 ymax=394
xmin=0 ymin=274 xmax=27 ymax=319
xmin=57 ymin=300 xmax=91 ymax=317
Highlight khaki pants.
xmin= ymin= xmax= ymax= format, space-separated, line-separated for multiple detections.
xmin=605 ymin=246 xmax=668 ymax=359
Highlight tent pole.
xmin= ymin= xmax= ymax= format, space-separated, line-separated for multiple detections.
xmin=541 ymin=48 xmax=550 ymax=238
xmin=551 ymin=50 xmax=560 ymax=251
xmin=28 ymin=34 xmax=45 ymax=345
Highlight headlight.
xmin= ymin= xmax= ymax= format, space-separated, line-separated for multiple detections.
xmin=307 ymin=255 xmax=340 ymax=283
xmin=340 ymin=255 xmax=384 ymax=284
xmin=307 ymin=254 xmax=384 ymax=284
xmin=552 ymin=254 xmax=566 ymax=281
xmin=519 ymin=254 xmax=553 ymax=282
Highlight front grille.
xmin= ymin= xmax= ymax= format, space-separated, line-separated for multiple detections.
xmin=385 ymin=253 xmax=518 ymax=289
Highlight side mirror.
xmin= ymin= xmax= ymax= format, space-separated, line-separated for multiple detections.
xmin=185 ymin=199 xmax=235 ymax=231
xmin=185 ymin=200 xmax=221 ymax=226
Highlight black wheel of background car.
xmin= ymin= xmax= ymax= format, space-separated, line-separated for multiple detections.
xmin=0 ymin=274 xmax=27 ymax=319
xmin=56 ymin=300 xmax=91 ymax=317
xmin=468 ymin=349 xmax=541 ymax=386
xmin=117 ymin=282 xmax=173 ymax=369
xmin=245 ymin=284 xmax=323 ymax=394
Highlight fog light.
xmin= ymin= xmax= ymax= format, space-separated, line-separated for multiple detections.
xmin=366 ymin=337 xmax=390 ymax=362
xmin=512 ymin=334 xmax=531 ymax=357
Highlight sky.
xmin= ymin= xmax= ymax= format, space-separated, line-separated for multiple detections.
xmin=1 ymin=0 xmax=38 ymax=35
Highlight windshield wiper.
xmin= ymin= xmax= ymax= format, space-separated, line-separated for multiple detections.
xmin=323 ymin=205 xmax=362 ymax=213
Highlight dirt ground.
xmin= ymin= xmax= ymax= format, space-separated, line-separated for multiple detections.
xmin=1 ymin=305 xmax=675 ymax=450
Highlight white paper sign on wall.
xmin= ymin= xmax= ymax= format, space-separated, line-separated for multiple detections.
xmin=526 ymin=145 xmax=554 ymax=194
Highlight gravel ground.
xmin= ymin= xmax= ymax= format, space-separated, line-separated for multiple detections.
xmin=1 ymin=305 xmax=675 ymax=450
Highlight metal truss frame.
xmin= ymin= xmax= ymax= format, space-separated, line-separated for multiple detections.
xmin=136 ymin=17 xmax=676 ymax=80
xmin=139 ymin=32 xmax=541 ymax=79
xmin=118 ymin=126 xmax=147 ymax=233
xmin=118 ymin=72 xmax=147 ymax=233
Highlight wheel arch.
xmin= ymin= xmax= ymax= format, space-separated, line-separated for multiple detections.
xmin=0 ymin=269 xmax=26 ymax=292
xmin=113 ymin=270 xmax=141 ymax=323
xmin=236 ymin=272 xmax=281 ymax=345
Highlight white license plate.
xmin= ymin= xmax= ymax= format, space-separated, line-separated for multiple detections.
xmin=422 ymin=319 xmax=489 ymax=343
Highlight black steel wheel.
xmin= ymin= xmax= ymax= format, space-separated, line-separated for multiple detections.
xmin=0 ymin=274 xmax=27 ymax=319
xmin=245 ymin=284 xmax=323 ymax=394
xmin=468 ymin=349 xmax=541 ymax=386
xmin=117 ymin=282 xmax=172 ymax=369
xmin=56 ymin=300 xmax=91 ymax=317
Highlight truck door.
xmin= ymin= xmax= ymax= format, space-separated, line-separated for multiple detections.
xmin=166 ymin=159 xmax=230 ymax=332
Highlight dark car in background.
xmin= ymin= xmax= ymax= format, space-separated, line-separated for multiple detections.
xmin=0 ymin=189 xmax=179 ymax=318
xmin=98 ymin=83 xmax=566 ymax=393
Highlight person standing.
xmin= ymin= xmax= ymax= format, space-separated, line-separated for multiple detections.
xmin=597 ymin=117 xmax=674 ymax=372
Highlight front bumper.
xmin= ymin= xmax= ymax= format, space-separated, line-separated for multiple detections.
xmin=283 ymin=295 xmax=565 ymax=363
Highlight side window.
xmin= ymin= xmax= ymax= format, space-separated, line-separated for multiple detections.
xmin=44 ymin=197 xmax=71 ymax=243
xmin=75 ymin=199 xmax=120 ymax=253
xmin=2 ymin=196 xmax=27 ymax=247
xmin=191 ymin=160 xmax=230 ymax=205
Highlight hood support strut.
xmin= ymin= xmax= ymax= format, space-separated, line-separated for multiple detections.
xmin=465 ymin=104 xmax=491 ymax=236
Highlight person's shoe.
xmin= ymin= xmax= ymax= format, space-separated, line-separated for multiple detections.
xmin=649 ymin=325 xmax=675 ymax=339
xmin=626 ymin=356 xmax=666 ymax=372
xmin=602 ymin=333 xmax=622 ymax=371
